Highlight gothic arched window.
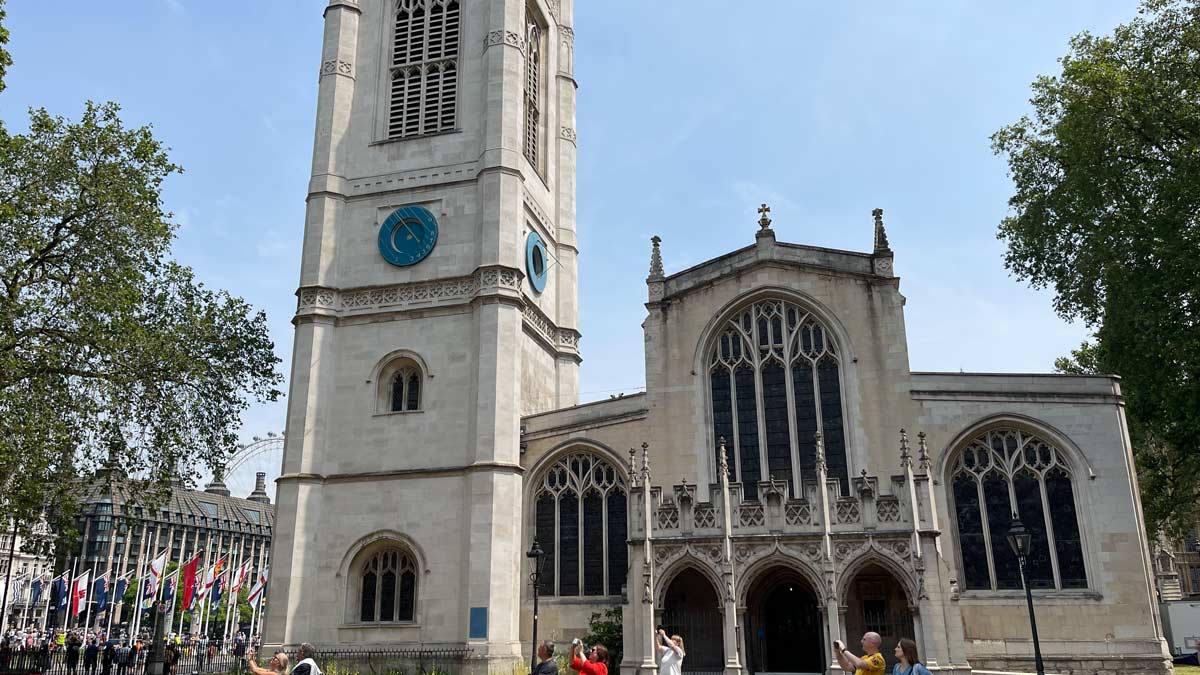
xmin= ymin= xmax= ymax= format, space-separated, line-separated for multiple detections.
xmin=523 ymin=6 xmax=543 ymax=171
xmin=358 ymin=548 xmax=417 ymax=622
xmin=533 ymin=453 xmax=628 ymax=597
xmin=949 ymin=428 xmax=1088 ymax=591
xmin=390 ymin=368 xmax=421 ymax=412
xmin=389 ymin=0 xmax=460 ymax=139
xmin=708 ymin=299 xmax=850 ymax=500
xmin=375 ymin=354 xmax=426 ymax=414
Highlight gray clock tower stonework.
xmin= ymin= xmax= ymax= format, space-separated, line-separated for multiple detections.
xmin=265 ymin=0 xmax=579 ymax=663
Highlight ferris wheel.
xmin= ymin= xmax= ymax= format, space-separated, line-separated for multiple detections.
xmin=224 ymin=432 xmax=286 ymax=502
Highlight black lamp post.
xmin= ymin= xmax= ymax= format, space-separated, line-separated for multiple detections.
xmin=1006 ymin=518 xmax=1045 ymax=675
xmin=527 ymin=539 xmax=547 ymax=674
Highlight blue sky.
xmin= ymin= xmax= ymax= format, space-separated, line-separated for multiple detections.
xmin=2 ymin=1 xmax=1140 ymax=491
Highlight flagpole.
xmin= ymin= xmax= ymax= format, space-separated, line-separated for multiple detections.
xmin=66 ymin=561 xmax=77 ymax=630
xmin=20 ymin=577 xmax=31 ymax=630
xmin=105 ymin=575 xmax=117 ymax=639
xmin=84 ymin=563 xmax=96 ymax=632
xmin=39 ymin=574 xmax=50 ymax=632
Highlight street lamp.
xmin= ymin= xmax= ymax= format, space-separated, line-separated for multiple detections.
xmin=526 ymin=539 xmax=547 ymax=674
xmin=1006 ymin=518 xmax=1045 ymax=675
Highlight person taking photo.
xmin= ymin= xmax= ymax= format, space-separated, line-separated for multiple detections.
xmin=655 ymin=628 xmax=685 ymax=675
xmin=834 ymin=632 xmax=886 ymax=675
xmin=568 ymin=638 xmax=608 ymax=675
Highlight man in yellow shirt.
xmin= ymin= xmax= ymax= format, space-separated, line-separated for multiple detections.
xmin=834 ymin=632 xmax=886 ymax=675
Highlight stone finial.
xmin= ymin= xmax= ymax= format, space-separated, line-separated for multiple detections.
xmin=641 ymin=441 xmax=651 ymax=480
xmin=757 ymin=203 xmax=773 ymax=230
xmin=917 ymin=431 xmax=931 ymax=471
xmin=873 ymin=208 xmax=892 ymax=255
xmin=718 ymin=437 xmax=730 ymax=478
xmin=648 ymin=236 xmax=664 ymax=280
xmin=899 ymin=428 xmax=912 ymax=469
xmin=814 ymin=431 xmax=827 ymax=473
xmin=629 ymin=447 xmax=638 ymax=486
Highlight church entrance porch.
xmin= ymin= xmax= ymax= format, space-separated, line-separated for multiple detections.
xmin=745 ymin=566 xmax=824 ymax=675
xmin=843 ymin=563 xmax=914 ymax=671
xmin=661 ymin=568 xmax=725 ymax=675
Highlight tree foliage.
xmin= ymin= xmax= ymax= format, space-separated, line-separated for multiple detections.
xmin=0 ymin=9 xmax=282 ymax=549
xmin=584 ymin=607 xmax=623 ymax=669
xmin=992 ymin=0 xmax=1200 ymax=537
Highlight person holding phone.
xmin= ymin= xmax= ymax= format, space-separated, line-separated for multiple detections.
xmin=833 ymin=632 xmax=886 ymax=675
xmin=569 ymin=638 xmax=608 ymax=675
xmin=655 ymin=628 xmax=685 ymax=675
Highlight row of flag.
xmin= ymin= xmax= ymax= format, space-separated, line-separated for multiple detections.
xmin=8 ymin=555 xmax=268 ymax=619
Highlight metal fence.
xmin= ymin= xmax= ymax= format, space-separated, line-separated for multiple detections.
xmin=0 ymin=647 xmax=473 ymax=675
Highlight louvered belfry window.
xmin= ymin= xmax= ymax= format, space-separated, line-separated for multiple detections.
xmin=389 ymin=0 xmax=460 ymax=139
xmin=523 ymin=9 xmax=542 ymax=170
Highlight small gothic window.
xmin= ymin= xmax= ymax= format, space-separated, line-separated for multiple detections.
xmin=523 ymin=6 xmax=543 ymax=171
xmin=533 ymin=452 xmax=628 ymax=597
xmin=389 ymin=0 xmax=460 ymax=139
xmin=949 ymin=428 xmax=1088 ymax=591
xmin=391 ymin=367 xmax=422 ymax=412
xmin=358 ymin=548 xmax=417 ymax=622
xmin=708 ymin=299 xmax=850 ymax=499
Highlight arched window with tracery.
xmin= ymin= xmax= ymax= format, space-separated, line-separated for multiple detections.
xmin=523 ymin=5 xmax=543 ymax=171
xmin=376 ymin=355 xmax=424 ymax=413
xmin=949 ymin=428 xmax=1087 ymax=591
xmin=358 ymin=548 xmax=417 ymax=622
xmin=533 ymin=452 xmax=628 ymax=597
xmin=708 ymin=298 xmax=850 ymax=500
xmin=389 ymin=0 xmax=460 ymax=139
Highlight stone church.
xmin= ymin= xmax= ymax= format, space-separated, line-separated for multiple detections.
xmin=265 ymin=2 xmax=1172 ymax=675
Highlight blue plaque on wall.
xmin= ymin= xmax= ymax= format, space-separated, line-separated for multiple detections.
xmin=469 ymin=606 xmax=488 ymax=639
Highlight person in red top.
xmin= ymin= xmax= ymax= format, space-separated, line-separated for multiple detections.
xmin=568 ymin=638 xmax=609 ymax=675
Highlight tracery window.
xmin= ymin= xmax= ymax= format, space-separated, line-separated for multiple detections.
xmin=388 ymin=0 xmax=460 ymax=139
xmin=949 ymin=428 xmax=1087 ymax=591
xmin=533 ymin=453 xmax=628 ymax=596
xmin=390 ymin=366 xmax=421 ymax=412
xmin=358 ymin=548 xmax=417 ymax=622
xmin=523 ymin=6 xmax=543 ymax=171
xmin=708 ymin=299 xmax=850 ymax=500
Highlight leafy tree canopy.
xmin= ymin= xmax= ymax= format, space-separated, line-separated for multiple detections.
xmin=992 ymin=0 xmax=1200 ymax=537
xmin=0 ymin=6 xmax=282 ymax=550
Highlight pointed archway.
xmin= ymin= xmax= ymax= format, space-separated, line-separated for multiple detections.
xmin=843 ymin=563 xmax=915 ymax=670
xmin=745 ymin=566 xmax=824 ymax=675
xmin=661 ymin=567 xmax=725 ymax=675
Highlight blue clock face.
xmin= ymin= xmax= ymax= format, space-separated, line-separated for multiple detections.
xmin=526 ymin=231 xmax=549 ymax=293
xmin=378 ymin=205 xmax=439 ymax=267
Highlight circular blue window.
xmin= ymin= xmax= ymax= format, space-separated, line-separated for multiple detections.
xmin=526 ymin=231 xmax=549 ymax=293
xmin=378 ymin=205 xmax=439 ymax=267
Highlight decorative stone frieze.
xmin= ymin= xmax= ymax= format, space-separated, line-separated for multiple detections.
xmin=485 ymin=30 xmax=525 ymax=53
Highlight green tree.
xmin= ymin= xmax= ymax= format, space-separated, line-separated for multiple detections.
xmin=992 ymin=0 xmax=1200 ymax=537
xmin=0 ymin=7 xmax=282 ymax=548
xmin=583 ymin=607 xmax=623 ymax=670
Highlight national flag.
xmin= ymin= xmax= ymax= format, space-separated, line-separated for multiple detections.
xmin=210 ymin=570 xmax=225 ymax=608
xmin=112 ymin=575 xmax=129 ymax=608
xmin=10 ymin=574 xmax=25 ymax=603
xmin=246 ymin=567 xmax=268 ymax=604
xmin=198 ymin=557 xmax=226 ymax=602
xmin=52 ymin=572 xmax=69 ymax=611
xmin=147 ymin=551 xmax=167 ymax=595
xmin=162 ymin=569 xmax=178 ymax=603
xmin=93 ymin=573 xmax=109 ymax=612
xmin=30 ymin=576 xmax=44 ymax=605
xmin=71 ymin=571 xmax=90 ymax=617
xmin=181 ymin=555 xmax=200 ymax=610
xmin=229 ymin=561 xmax=250 ymax=596
xmin=141 ymin=575 xmax=157 ymax=610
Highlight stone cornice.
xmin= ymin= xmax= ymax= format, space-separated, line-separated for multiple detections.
xmin=277 ymin=461 xmax=525 ymax=485
xmin=296 ymin=267 xmax=581 ymax=361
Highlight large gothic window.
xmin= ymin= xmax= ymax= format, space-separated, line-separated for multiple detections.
xmin=533 ymin=453 xmax=628 ymax=597
xmin=389 ymin=0 xmax=460 ymax=139
xmin=358 ymin=548 xmax=417 ymax=622
xmin=523 ymin=6 xmax=543 ymax=172
xmin=949 ymin=428 xmax=1088 ymax=591
xmin=708 ymin=299 xmax=850 ymax=500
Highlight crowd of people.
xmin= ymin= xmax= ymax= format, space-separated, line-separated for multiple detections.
xmin=0 ymin=626 xmax=260 ymax=675
xmin=0 ymin=624 xmax=938 ymax=675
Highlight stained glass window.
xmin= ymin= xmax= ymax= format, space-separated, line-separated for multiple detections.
xmin=388 ymin=363 xmax=423 ymax=412
xmin=707 ymin=299 xmax=850 ymax=496
xmin=533 ymin=452 xmax=628 ymax=596
xmin=358 ymin=548 xmax=417 ymax=622
xmin=949 ymin=428 xmax=1088 ymax=591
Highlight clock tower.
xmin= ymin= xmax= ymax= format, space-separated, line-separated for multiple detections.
xmin=265 ymin=0 xmax=579 ymax=661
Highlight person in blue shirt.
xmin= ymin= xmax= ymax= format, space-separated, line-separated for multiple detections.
xmin=892 ymin=638 xmax=932 ymax=675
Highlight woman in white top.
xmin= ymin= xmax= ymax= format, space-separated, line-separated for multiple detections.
xmin=655 ymin=629 xmax=685 ymax=675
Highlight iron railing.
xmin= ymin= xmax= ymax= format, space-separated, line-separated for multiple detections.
xmin=0 ymin=647 xmax=473 ymax=675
